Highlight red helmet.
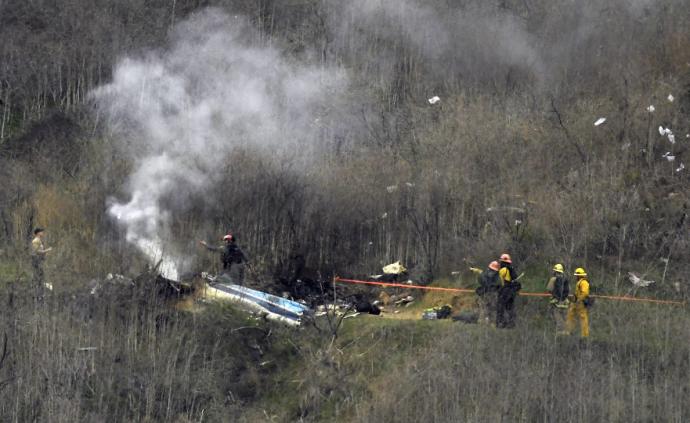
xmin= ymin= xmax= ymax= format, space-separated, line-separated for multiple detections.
xmin=500 ymin=253 xmax=512 ymax=264
xmin=223 ymin=233 xmax=234 ymax=242
xmin=488 ymin=261 xmax=500 ymax=271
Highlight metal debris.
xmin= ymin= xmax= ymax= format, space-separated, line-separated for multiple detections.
xmin=428 ymin=96 xmax=440 ymax=105
xmin=646 ymin=105 xmax=655 ymax=112
xmin=667 ymin=94 xmax=675 ymax=102
xmin=594 ymin=117 xmax=606 ymax=126
xmin=676 ymin=163 xmax=685 ymax=172
xmin=628 ymin=272 xmax=655 ymax=288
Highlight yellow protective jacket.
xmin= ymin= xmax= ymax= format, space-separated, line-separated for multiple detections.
xmin=574 ymin=278 xmax=590 ymax=302
xmin=498 ymin=267 xmax=512 ymax=287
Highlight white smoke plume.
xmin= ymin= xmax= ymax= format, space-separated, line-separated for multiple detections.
xmin=333 ymin=0 xmax=546 ymax=83
xmin=93 ymin=9 xmax=345 ymax=279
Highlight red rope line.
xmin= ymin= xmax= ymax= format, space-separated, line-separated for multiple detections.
xmin=333 ymin=277 xmax=686 ymax=306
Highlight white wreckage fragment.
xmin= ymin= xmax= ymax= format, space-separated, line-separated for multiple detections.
xmin=386 ymin=185 xmax=398 ymax=193
xmin=676 ymin=163 xmax=685 ymax=172
xmin=594 ymin=117 xmax=606 ymax=126
xmin=667 ymin=94 xmax=674 ymax=102
xmin=428 ymin=96 xmax=440 ymax=105
xmin=662 ymin=152 xmax=675 ymax=161
xmin=668 ymin=133 xmax=675 ymax=144
xmin=646 ymin=105 xmax=655 ymax=112
xmin=658 ymin=126 xmax=671 ymax=136
xmin=628 ymin=272 xmax=655 ymax=288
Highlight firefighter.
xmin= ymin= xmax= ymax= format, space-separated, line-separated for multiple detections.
xmin=30 ymin=227 xmax=53 ymax=298
xmin=546 ymin=263 xmax=569 ymax=333
xmin=475 ymin=261 xmax=500 ymax=325
xmin=566 ymin=267 xmax=590 ymax=338
xmin=496 ymin=253 xmax=520 ymax=328
xmin=199 ymin=233 xmax=247 ymax=283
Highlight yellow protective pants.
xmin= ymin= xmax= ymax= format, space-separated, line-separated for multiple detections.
xmin=566 ymin=302 xmax=589 ymax=338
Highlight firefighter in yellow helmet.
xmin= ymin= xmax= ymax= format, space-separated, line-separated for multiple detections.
xmin=566 ymin=267 xmax=590 ymax=338
xmin=546 ymin=263 xmax=569 ymax=333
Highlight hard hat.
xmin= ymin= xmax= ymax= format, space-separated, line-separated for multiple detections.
xmin=488 ymin=261 xmax=500 ymax=271
xmin=223 ymin=233 xmax=234 ymax=242
xmin=553 ymin=263 xmax=564 ymax=273
xmin=574 ymin=267 xmax=587 ymax=277
xmin=500 ymin=253 xmax=512 ymax=264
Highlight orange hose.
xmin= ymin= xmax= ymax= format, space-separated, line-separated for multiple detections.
xmin=333 ymin=277 xmax=686 ymax=306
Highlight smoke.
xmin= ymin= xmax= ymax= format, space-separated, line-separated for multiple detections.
xmin=331 ymin=0 xmax=671 ymax=91
xmin=332 ymin=0 xmax=545 ymax=85
xmin=93 ymin=9 xmax=345 ymax=279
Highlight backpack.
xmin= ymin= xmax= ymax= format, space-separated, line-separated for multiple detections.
xmin=552 ymin=275 xmax=569 ymax=302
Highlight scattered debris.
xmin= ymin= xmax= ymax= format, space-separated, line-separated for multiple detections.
xmin=405 ymin=182 xmax=415 ymax=188
xmin=659 ymin=126 xmax=671 ymax=136
xmin=89 ymin=273 xmax=134 ymax=295
xmin=594 ymin=117 xmax=606 ymax=126
xmin=77 ymin=347 xmax=98 ymax=352
xmin=666 ymin=155 xmax=676 ymax=162
xmin=202 ymin=273 xmax=311 ymax=326
xmin=343 ymin=312 xmax=361 ymax=319
xmin=628 ymin=272 xmax=655 ymax=288
xmin=668 ymin=133 xmax=675 ymax=144
xmin=383 ymin=261 xmax=407 ymax=275
xmin=394 ymin=295 xmax=414 ymax=306
xmin=676 ymin=163 xmax=685 ymax=172
xmin=386 ymin=185 xmax=398 ymax=193
xmin=44 ymin=282 xmax=53 ymax=291
xmin=646 ymin=105 xmax=655 ymax=112
xmin=667 ymin=94 xmax=675 ymax=102
xmin=422 ymin=305 xmax=452 ymax=320
xmin=452 ymin=310 xmax=479 ymax=324
xmin=355 ymin=301 xmax=381 ymax=315
xmin=428 ymin=96 xmax=440 ymax=105
xmin=381 ymin=212 xmax=388 ymax=219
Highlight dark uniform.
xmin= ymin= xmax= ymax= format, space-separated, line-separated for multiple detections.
xmin=31 ymin=235 xmax=48 ymax=298
xmin=476 ymin=268 xmax=499 ymax=325
xmin=497 ymin=263 xmax=520 ymax=328
xmin=205 ymin=242 xmax=247 ymax=283
xmin=546 ymin=272 xmax=570 ymax=332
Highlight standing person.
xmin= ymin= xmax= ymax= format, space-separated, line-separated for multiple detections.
xmin=475 ymin=261 xmax=500 ymax=326
xmin=566 ymin=267 xmax=590 ymax=338
xmin=30 ymin=228 xmax=53 ymax=297
xmin=199 ymin=233 xmax=248 ymax=283
xmin=496 ymin=253 xmax=521 ymax=328
xmin=546 ymin=263 xmax=570 ymax=333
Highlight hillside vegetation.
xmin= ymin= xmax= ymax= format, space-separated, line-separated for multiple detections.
xmin=0 ymin=0 xmax=689 ymax=421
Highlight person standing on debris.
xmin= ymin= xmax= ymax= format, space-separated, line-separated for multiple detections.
xmin=566 ymin=267 xmax=590 ymax=338
xmin=199 ymin=233 xmax=248 ymax=283
xmin=546 ymin=263 xmax=570 ymax=333
xmin=475 ymin=261 xmax=500 ymax=325
xmin=30 ymin=228 xmax=53 ymax=297
xmin=496 ymin=253 xmax=520 ymax=328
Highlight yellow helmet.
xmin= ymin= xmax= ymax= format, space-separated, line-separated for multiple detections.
xmin=574 ymin=267 xmax=587 ymax=277
xmin=553 ymin=263 xmax=564 ymax=273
